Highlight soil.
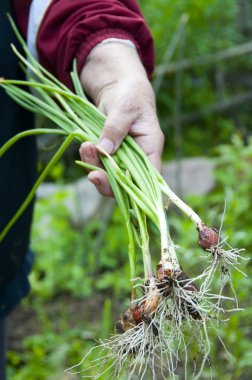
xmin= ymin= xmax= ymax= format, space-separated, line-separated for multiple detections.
xmin=8 ymin=293 xmax=108 ymax=351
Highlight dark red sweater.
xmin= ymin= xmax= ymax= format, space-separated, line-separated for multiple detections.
xmin=12 ymin=0 xmax=154 ymax=87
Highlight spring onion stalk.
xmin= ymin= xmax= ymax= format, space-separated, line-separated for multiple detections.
xmin=0 ymin=16 xmax=244 ymax=380
xmin=0 ymin=128 xmax=67 ymax=157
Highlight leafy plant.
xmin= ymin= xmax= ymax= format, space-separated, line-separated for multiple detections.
xmin=2 ymin=1 xmax=252 ymax=376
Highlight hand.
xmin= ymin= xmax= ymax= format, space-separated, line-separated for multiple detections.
xmin=79 ymin=43 xmax=164 ymax=196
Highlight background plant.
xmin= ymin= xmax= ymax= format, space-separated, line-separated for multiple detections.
xmin=6 ymin=0 xmax=252 ymax=378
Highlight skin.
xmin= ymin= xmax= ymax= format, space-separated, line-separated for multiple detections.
xmin=80 ymin=43 xmax=164 ymax=196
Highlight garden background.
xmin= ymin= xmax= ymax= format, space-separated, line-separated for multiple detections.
xmin=7 ymin=0 xmax=252 ymax=379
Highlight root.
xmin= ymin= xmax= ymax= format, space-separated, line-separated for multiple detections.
xmin=66 ymin=269 xmax=241 ymax=380
xmin=198 ymin=224 xmax=246 ymax=298
xmin=210 ymin=239 xmax=246 ymax=278
xmin=200 ymin=241 xmax=246 ymax=310
xmin=65 ymin=321 xmax=179 ymax=380
xmin=153 ymin=267 xmax=241 ymax=379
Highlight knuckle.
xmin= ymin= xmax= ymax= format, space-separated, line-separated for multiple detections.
xmin=104 ymin=122 xmax=125 ymax=139
xmin=121 ymin=98 xmax=140 ymax=114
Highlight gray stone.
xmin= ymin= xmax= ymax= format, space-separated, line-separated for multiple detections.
xmin=36 ymin=177 xmax=114 ymax=227
xmin=162 ymin=157 xmax=215 ymax=196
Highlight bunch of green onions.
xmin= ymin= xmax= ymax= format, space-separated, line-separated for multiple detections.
xmin=0 ymin=16 xmax=244 ymax=379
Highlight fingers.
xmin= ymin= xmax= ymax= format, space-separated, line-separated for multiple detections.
xmin=88 ymin=171 xmax=114 ymax=197
xmin=79 ymin=141 xmax=101 ymax=168
xmin=80 ymin=122 xmax=164 ymax=197
xmin=98 ymin=110 xmax=132 ymax=154
xmin=134 ymin=129 xmax=165 ymax=172
xmin=79 ymin=142 xmax=113 ymax=197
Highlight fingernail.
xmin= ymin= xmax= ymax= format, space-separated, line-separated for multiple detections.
xmin=99 ymin=138 xmax=114 ymax=154
xmin=84 ymin=146 xmax=93 ymax=159
xmin=88 ymin=172 xmax=100 ymax=186
xmin=79 ymin=143 xmax=93 ymax=159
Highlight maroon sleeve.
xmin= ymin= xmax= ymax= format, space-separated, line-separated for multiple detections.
xmin=12 ymin=0 xmax=32 ymax=37
xmin=37 ymin=0 xmax=154 ymax=88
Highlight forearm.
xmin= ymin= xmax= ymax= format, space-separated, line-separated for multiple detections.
xmin=80 ymin=42 xmax=150 ymax=107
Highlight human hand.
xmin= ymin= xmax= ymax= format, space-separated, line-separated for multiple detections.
xmin=79 ymin=43 xmax=164 ymax=196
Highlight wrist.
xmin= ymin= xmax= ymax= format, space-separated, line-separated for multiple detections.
xmin=80 ymin=42 xmax=148 ymax=106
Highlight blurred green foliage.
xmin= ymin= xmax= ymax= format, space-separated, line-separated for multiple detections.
xmin=30 ymin=196 xmax=132 ymax=299
xmin=140 ymin=0 xmax=243 ymax=61
xmin=139 ymin=0 xmax=252 ymax=159
xmin=7 ymin=0 xmax=252 ymax=378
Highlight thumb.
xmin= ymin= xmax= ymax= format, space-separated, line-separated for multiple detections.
xmin=98 ymin=111 xmax=132 ymax=154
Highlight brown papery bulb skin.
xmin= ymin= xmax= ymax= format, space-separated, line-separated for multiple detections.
xmin=156 ymin=263 xmax=172 ymax=280
xmin=198 ymin=224 xmax=220 ymax=250
xmin=131 ymin=304 xmax=144 ymax=325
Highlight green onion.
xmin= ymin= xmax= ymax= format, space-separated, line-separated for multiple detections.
xmin=0 ymin=15 xmax=244 ymax=380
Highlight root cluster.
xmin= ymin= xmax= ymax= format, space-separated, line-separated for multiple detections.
xmin=66 ymin=254 xmax=241 ymax=380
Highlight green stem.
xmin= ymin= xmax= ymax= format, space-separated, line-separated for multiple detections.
xmin=117 ymin=144 xmax=157 ymax=204
xmin=158 ymin=177 xmax=203 ymax=229
xmin=106 ymin=158 xmax=159 ymax=226
xmin=54 ymin=93 xmax=98 ymax=142
xmin=0 ymin=131 xmax=86 ymax=242
xmin=7 ymin=13 xmax=69 ymax=92
xmin=3 ymin=84 xmax=76 ymax=134
xmin=125 ymin=129 xmax=202 ymax=227
xmin=127 ymin=140 xmax=179 ymax=268
xmin=71 ymin=60 xmax=88 ymax=100
xmin=0 ymin=129 xmax=67 ymax=157
xmin=0 ymin=78 xmax=105 ymax=121
xmin=103 ymin=161 xmax=137 ymax=300
xmin=133 ymin=203 xmax=153 ymax=281
xmin=128 ymin=141 xmax=181 ymax=271
xmin=75 ymin=160 xmax=106 ymax=174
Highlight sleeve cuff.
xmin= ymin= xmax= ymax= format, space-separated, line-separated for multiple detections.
xmin=76 ymin=28 xmax=152 ymax=79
